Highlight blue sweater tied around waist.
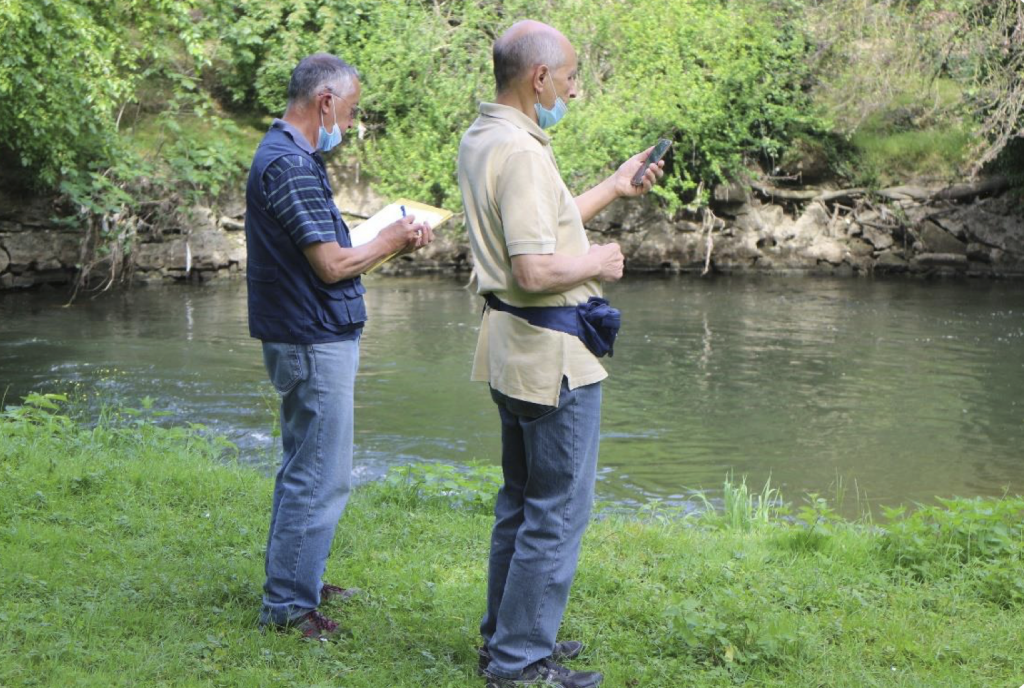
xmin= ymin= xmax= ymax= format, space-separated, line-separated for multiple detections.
xmin=484 ymin=293 xmax=621 ymax=358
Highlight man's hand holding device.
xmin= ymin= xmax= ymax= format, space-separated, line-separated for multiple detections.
xmin=616 ymin=138 xmax=670 ymax=197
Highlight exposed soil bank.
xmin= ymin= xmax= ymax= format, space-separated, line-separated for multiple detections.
xmin=1 ymin=169 xmax=1020 ymax=290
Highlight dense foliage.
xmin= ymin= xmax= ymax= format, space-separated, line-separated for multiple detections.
xmin=1 ymin=0 xmax=823 ymax=211
xmin=0 ymin=0 xmax=251 ymax=288
xmin=1 ymin=0 xmax=1020 ymax=243
xmin=803 ymin=0 xmax=1024 ymax=184
xmin=0 ymin=0 xmax=228 ymax=202
xmin=206 ymin=0 xmax=824 ymax=209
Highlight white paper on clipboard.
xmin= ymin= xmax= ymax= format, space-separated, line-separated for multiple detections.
xmin=349 ymin=199 xmax=453 ymax=248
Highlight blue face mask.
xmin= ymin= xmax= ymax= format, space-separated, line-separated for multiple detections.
xmin=534 ymin=76 xmax=568 ymax=129
xmin=317 ymin=96 xmax=343 ymax=152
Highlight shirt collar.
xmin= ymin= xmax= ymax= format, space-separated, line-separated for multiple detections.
xmin=478 ymin=102 xmax=550 ymax=145
xmin=271 ymin=118 xmax=317 ymax=155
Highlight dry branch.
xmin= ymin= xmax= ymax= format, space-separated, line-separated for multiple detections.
xmin=751 ymin=177 xmax=1008 ymax=207
xmin=751 ymin=182 xmax=868 ymax=204
xmin=932 ymin=176 xmax=1010 ymax=202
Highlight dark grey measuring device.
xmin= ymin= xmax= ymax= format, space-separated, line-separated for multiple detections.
xmin=631 ymin=138 xmax=672 ymax=187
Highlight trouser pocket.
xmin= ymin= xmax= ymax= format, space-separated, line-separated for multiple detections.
xmin=262 ymin=342 xmax=308 ymax=395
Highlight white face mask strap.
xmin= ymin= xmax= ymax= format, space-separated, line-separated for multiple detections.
xmin=321 ymin=93 xmax=339 ymax=131
xmin=537 ymin=68 xmax=554 ymax=105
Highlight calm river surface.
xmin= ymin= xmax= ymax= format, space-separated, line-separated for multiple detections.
xmin=2 ymin=275 xmax=1022 ymax=513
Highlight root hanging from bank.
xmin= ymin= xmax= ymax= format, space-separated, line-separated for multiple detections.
xmin=701 ymin=206 xmax=717 ymax=277
xmin=66 ymin=207 xmax=139 ymax=306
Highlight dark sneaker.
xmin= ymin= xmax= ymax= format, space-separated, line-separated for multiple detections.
xmin=477 ymin=640 xmax=584 ymax=676
xmin=266 ymin=610 xmax=342 ymax=641
xmin=484 ymin=658 xmax=602 ymax=688
xmin=320 ymin=583 xmax=359 ymax=603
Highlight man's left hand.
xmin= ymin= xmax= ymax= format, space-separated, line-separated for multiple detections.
xmin=613 ymin=146 xmax=666 ymax=198
xmin=398 ymin=220 xmax=434 ymax=255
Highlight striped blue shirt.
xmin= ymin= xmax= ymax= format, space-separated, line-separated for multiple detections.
xmin=245 ymin=119 xmax=364 ymax=344
xmin=263 ymin=152 xmax=339 ymax=248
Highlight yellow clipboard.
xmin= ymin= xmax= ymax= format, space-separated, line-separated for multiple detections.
xmin=349 ymin=199 xmax=454 ymax=273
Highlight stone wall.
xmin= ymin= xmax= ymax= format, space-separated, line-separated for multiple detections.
xmin=2 ymin=170 xmax=1022 ymax=290
xmin=0 ymin=185 xmax=248 ymax=289
xmin=131 ymin=204 xmax=247 ymax=284
xmin=577 ymin=181 xmax=1024 ymax=278
xmin=0 ymin=192 xmax=81 ymax=289
xmin=375 ymin=178 xmax=1024 ymax=279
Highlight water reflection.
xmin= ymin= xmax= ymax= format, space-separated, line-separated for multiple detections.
xmin=1 ymin=275 xmax=1022 ymax=514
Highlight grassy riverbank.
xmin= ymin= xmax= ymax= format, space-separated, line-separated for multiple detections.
xmin=2 ymin=395 xmax=1023 ymax=687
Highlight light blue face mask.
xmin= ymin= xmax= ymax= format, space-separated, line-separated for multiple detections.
xmin=534 ymin=75 xmax=568 ymax=129
xmin=317 ymin=95 xmax=343 ymax=152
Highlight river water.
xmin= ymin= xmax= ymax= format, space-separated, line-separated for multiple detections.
xmin=2 ymin=275 xmax=1022 ymax=514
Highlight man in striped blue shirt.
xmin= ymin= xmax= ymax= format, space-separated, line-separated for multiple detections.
xmin=245 ymin=53 xmax=433 ymax=640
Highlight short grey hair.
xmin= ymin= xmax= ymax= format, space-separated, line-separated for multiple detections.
xmin=493 ymin=31 xmax=566 ymax=93
xmin=287 ymin=53 xmax=360 ymax=104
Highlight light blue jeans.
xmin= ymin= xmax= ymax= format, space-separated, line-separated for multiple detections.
xmin=482 ymin=378 xmax=603 ymax=678
xmin=259 ymin=338 xmax=359 ymax=625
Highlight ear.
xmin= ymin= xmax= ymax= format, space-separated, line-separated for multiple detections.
xmin=531 ymin=65 xmax=550 ymax=95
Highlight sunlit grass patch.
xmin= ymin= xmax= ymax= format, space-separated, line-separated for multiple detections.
xmin=852 ymin=125 xmax=972 ymax=186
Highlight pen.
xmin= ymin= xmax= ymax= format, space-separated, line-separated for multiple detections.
xmin=401 ymin=204 xmax=422 ymax=238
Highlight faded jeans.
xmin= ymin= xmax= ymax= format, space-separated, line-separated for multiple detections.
xmin=259 ymin=338 xmax=359 ymax=625
xmin=482 ymin=378 xmax=602 ymax=678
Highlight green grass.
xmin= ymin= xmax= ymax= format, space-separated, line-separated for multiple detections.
xmin=845 ymin=78 xmax=973 ymax=186
xmin=122 ymin=111 xmax=268 ymax=162
xmin=2 ymin=395 xmax=1023 ymax=687
xmin=851 ymin=126 xmax=972 ymax=186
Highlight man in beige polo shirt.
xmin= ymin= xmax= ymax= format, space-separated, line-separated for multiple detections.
xmin=457 ymin=19 xmax=664 ymax=688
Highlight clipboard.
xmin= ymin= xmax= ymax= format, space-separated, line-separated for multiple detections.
xmin=349 ymin=198 xmax=454 ymax=272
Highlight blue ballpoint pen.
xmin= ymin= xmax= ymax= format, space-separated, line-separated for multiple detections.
xmin=401 ymin=204 xmax=422 ymax=237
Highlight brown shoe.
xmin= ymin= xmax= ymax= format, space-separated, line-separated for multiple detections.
xmin=281 ymin=610 xmax=342 ymax=641
xmin=320 ymin=583 xmax=360 ymax=603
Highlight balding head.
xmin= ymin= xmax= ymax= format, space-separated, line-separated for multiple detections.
xmin=493 ymin=21 xmax=573 ymax=94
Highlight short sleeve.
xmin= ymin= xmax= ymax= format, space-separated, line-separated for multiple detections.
xmin=263 ymin=156 xmax=338 ymax=248
xmin=496 ymin=150 xmax=560 ymax=256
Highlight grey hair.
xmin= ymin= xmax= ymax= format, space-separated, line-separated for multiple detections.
xmin=286 ymin=53 xmax=360 ymax=104
xmin=493 ymin=31 xmax=566 ymax=93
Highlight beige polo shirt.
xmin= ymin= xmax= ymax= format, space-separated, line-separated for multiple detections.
xmin=457 ymin=102 xmax=607 ymax=407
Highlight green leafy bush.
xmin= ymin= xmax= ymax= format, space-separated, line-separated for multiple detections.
xmin=381 ymin=462 xmax=502 ymax=514
xmin=551 ymin=0 xmax=821 ymax=204
xmin=205 ymin=0 xmax=826 ymax=208
xmin=7 ymin=0 xmax=1015 ymax=270
xmin=0 ymin=0 xmax=259 ymax=290
xmin=879 ymin=497 xmax=1024 ymax=605
xmin=0 ymin=0 xmax=215 ymax=188
xmin=0 ymin=1 xmax=135 ymax=188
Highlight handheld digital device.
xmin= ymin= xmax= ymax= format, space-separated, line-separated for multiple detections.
xmin=631 ymin=138 xmax=672 ymax=187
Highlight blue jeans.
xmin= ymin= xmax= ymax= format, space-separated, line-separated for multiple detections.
xmin=482 ymin=379 xmax=603 ymax=678
xmin=259 ymin=338 xmax=359 ymax=625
